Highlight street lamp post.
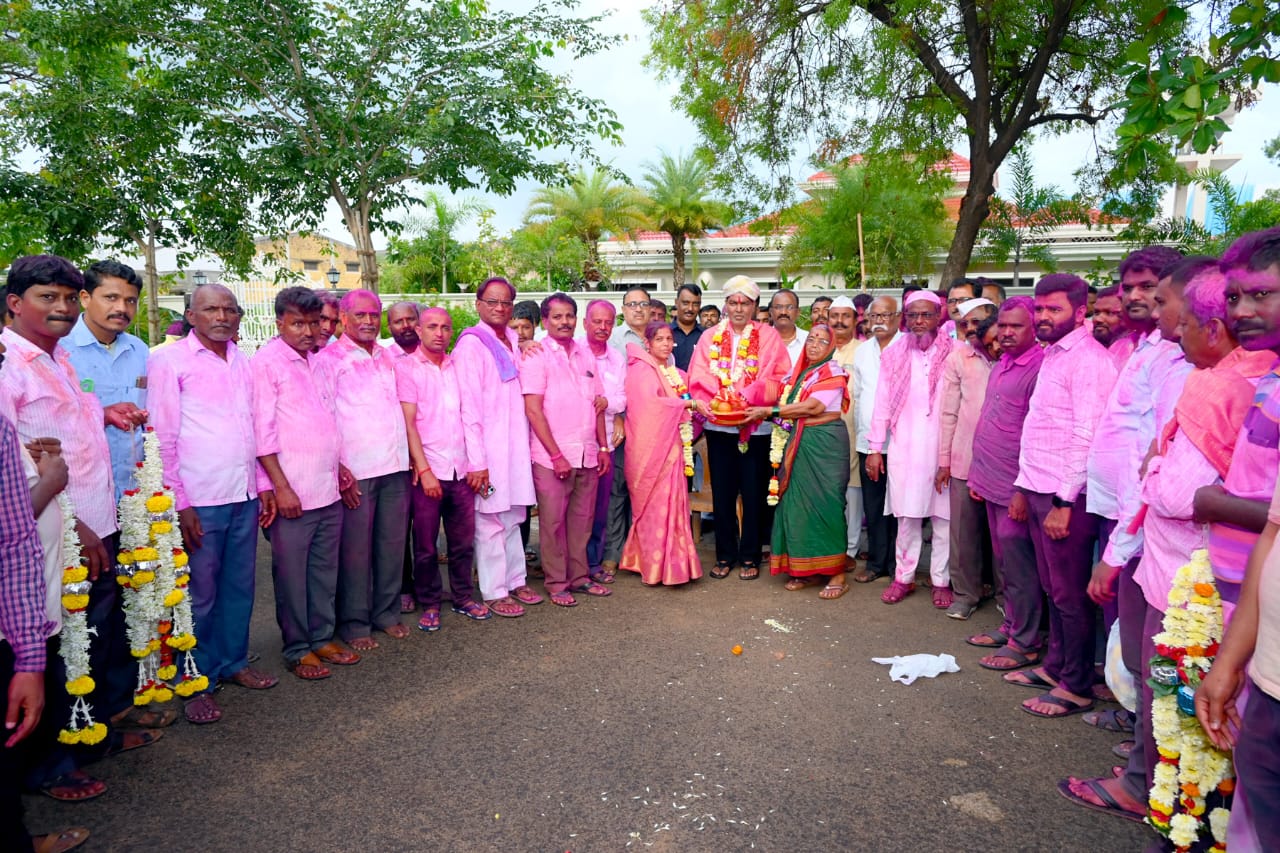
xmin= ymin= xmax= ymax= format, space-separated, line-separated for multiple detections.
xmin=193 ymin=270 xmax=207 ymax=287
xmin=327 ymin=264 xmax=340 ymax=287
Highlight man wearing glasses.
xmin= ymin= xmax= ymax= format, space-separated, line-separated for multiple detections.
xmin=769 ymin=289 xmax=808 ymax=365
xmin=453 ymin=278 xmax=540 ymax=618
xmin=945 ymin=278 xmax=978 ymax=339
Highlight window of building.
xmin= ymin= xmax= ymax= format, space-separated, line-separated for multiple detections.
xmin=345 ymin=262 xmax=359 ymax=273
xmin=302 ymin=260 xmax=320 ymax=271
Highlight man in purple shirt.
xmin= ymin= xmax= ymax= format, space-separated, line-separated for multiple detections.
xmin=966 ymin=297 xmax=1045 ymax=669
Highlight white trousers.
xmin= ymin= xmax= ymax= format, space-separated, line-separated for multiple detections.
xmin=476 ymin=507 xmax=527 ymax=601
xmin=845 ymin=486 xmax=865 ymax=557
xmin=894 ymin=515 xmax=951 ymax=586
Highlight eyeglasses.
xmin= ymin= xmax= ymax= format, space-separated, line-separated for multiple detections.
xmin=809 ymin=337 xmax=831 ymax=346
xmin=478 ymin=298 xmax=514 ymax=308
xmin=904 ymin=311 xmax=937 ymax=321
xmin=946 ymin=297 xmax=968 ymax=305
xmin=623 ymin=300 xmax=649 ymax=309
xmin=866 ymin=312 xmax=897 ymax=321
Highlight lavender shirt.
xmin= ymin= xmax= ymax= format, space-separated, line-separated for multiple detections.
xmin=967 ymin=344 xmax=1045 ymax=506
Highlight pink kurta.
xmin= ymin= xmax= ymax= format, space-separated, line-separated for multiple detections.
xmin=619 ymin=344 xmax=702 ymax=585
xmin=451 ymin=323 xmax=535 ymax=513
xmin=880 ymin=349 xmax=949 ymax=519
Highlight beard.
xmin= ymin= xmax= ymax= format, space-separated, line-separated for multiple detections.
xmin=912 ymin=329 xmax=936 ymax=350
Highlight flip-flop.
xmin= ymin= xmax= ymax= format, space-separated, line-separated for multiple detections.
xmin=571 ymin=581 xmax=612 ymax=597
xmin=819 ymin=583 xmax=849 ymax=600
xmin=852 ymin=567 xmax=884 ymax=583
xmin=1113 ymin=740 xmax=1135 ymax=760
xmin=549 ymin=591 xmax=578 ymax=607
xmin=183 ymin=694 xmax=222 ymax=726
xmin=512 ymin=586 xmax=544 ymax=605
xmin=1055 ymin=777 xmax=1145 ymax=823
xmin=965 ymin=631 xmax=1009 ymax=649
xmin=979 ymin=645 xmax=1041 ymax=671
xmin=1003 ymin=669 xmax=1058 ymax=690
xmin=785 ymin=576 xmax=824 ymax=591
xmin=39 ymin=771 xmax=106 ymax=803
xmin=419 ymin=609 xmax=442 ymax=632
xmin=1022 ymin=692 xmax=1095 ymax=719
xmin=739 ymin=563 xmax=760 ymax=581
xmin=32 ymin=827 xmax=90 ymax=853
xmin=106 ymin=728 xmax=165 ymax=756
xmin=710 ymin=561 xmax=732 ymax=579
xmin=287 ymin=653 xmax=332 ymax=680
xmin=1083 ymin=708 xmax=1135 ymax=733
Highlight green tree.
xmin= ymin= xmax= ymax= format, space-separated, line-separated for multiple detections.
xmin=506 ymin=220 xmax=591 ymax=291
xmin=0 ymin=3 xmax=258 ymax=341
xmin=384 ymin=192 xmax=488 ymax=293
xmin=1111 ymin=1 xmax=1279 ymax=181
xmin=526 ymin=168 xmax=648 ymax=285
xmin=781 ymin=155 xmax=951 ymax=288
xmin=640 ymin=152 xmax=732 ymax=288
xmin=645 ymin=0 xmax=1187 ymax=285
xmin=976 ymin=147 xmax=1091 ymax=288
xmin=129 ymin=0 xmax=623 ymax=292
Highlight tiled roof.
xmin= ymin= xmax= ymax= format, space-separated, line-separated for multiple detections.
xmin=805 ymin=151 xmax=972 ymax=184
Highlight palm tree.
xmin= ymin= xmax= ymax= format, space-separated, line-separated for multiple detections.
xmin=976 ymin=146 xmax=1090 ymax=288
xmin=641 ymin=152 xmax=732 ymax=288
xmin=526 ymin=168 xmax=647 ymax=285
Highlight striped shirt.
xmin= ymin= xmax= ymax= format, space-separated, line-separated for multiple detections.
xmin=0 ymin=328 xmax=117 ymax=538
xmin=0 ymin=415 xmax=50 ymax=672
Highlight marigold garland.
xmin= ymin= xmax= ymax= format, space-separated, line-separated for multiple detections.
xmin=1147 ymin=549 xmax=1232 ymax=851
xmin=55 ymin=492 xmax=105 ymax=744
xmin=116 ymin=429 xmax=205 ymax=705
xmin=707 ymin=321 xmax=761 ymax=453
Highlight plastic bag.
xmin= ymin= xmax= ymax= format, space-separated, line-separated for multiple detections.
xmin=1104 ymin=620 xmax=1138 ymax=712
xmin=871 ymin=653 xmax=960 ymax=685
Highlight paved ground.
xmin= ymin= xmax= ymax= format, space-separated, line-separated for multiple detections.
xmin=26 ymin=533 xmax=1154 ymax=852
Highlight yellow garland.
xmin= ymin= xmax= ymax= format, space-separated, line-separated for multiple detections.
xmin=1147 ymin=550 xmax=1232 ymax=849
xmin=659 ymin=366 xmax=696 ymax=476
xmin=707 ymin=321 xmax=758 ymax=389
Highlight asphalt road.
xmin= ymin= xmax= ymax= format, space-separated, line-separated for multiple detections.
xmin=25 ymin=533 xmax=1154 ymax=852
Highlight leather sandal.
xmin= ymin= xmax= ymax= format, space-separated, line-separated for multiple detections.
xmin=313 ymin=642 xmax=360 ymax=665
xmin=287 ymin=652 xmax=331 ymax=680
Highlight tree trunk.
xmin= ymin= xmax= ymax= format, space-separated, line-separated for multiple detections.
xmin=670 ymin=231 xmax=686 ymax=289
xmin=338 ymin=197 xmax=380 ymax=292
xmin=939 ymin=149 xmax=999 ymax=287
xmin=137 ymin=220 xmax=161 ymax=344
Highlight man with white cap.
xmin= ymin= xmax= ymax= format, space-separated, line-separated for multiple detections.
xmin=828 ymin=296 xmax=864 ymax=564
xmin=689 ymin=275 xmax=791 ymax=580
xmin=957 ymin=298 xmax=996 ymax=344
xmin=865 ymin=290 xmax=955 ymax=607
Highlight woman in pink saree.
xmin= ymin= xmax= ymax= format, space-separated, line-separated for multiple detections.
xmin=619 ymin=322 xmax=706 ymax=585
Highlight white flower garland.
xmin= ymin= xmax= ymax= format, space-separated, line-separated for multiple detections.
xmin=1147 ymin=549 xmax=1232 ymax=851
xmin=767 ymin=383 xmax=794 ymax=506
xmin=115 ymin=429 xmax=207 ymax=704
xmin=659 ymin=366 xmax=696 ymax=476
xmin=55 ymin=492 xmax=106 ymax=745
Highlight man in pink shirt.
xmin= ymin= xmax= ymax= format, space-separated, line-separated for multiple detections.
xmin=936 ymin=312 xmax=999 ymax=619
xmin=313 ymin=291 xmax=340 ymax=352
xmin=253 ymin=286 xmax=357 ymax=680
xmin=582 ymin=300 xmax=627 ymax=585
xmin=1006 ymin=274 xmax=1117 ymax=720
xmin=453 ymin=278 xmax=540 ymax=618
xmin=0 ymin=255 xmax=153 ymax=760
xmin=398 ymin=308 xmax=492 ymax=631
xmin=149 ymin=284 xmax=277 ymax=724
xmin=315 ymin=290 xmax=411 ymax=650
xmin=523 ymin=294 xmax=612 ymax=606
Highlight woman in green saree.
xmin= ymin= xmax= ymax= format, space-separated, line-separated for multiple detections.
xmin=746 ymin=325 xmax=852 ymax=599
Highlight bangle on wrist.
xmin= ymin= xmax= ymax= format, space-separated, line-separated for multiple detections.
xmin=549 ymin=451 xmax=564 ymax=462
xmin=599 ymin=446 xmax=610 ymax=453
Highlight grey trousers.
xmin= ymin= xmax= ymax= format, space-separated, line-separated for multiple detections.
xmin=338 ymin=471 xmax=410 ymax=639
xmin=603 ymin=442 xmax=631 ymax=564
xmin=267 ymin=501 xmax=343 ymax=663
xmin=949 ymin=477 xmax=992 ymax=608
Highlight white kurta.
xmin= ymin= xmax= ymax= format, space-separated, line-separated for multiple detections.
xmin=885 ymin=349 xmax=950 ymax=520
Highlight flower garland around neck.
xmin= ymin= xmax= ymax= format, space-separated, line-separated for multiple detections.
xmin=661 ymin=365 xmax=696 ymax=476
xmin=767 ymin=383 xmax=795 ymax=506
xmin=56 ymin=492 xmax=107 ymax=746
xmin=1146 ymin=549 xmax=1232 ymax=851
xmin=116 ymin=429 xmax=207 ymax=708
xmin=707 ymin=321 xmax=760 ymax=390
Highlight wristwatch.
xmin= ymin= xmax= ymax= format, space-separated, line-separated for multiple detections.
xmin=1051 ymin=496 xmax=1075 ymax=508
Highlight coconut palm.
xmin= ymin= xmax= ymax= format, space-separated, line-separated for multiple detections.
xmin=526 ymin=168 xmax=647 ymax=284
xmin=641 ymin=152 xmax=733 ymax=288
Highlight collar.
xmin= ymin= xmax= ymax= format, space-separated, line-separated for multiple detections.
xmin=68 ymin=316 xmax=143 ymax=353
xmin=411 ymin=347 xmax=450 ymax=370
xmin=1047 ymin=324 xmax=1091 ymax=353
xmin=1004 ymin=343 xmax=1044 ymax=367
xmin=0 ymin=326 xmax=65 ymax=365
xmin=184 ymin=331 xmax=239 ymax=362
xmin=268 ymin=335 xmax=310 ymax=364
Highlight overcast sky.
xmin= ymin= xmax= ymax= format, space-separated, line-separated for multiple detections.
xmin=165 ymin=0 xmax=1280 ymax=267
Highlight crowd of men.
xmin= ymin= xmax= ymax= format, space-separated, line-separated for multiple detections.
xmin=4 ymin=226 xmax=1280 ymax=850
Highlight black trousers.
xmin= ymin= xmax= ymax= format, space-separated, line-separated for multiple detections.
xmin=0 ymin=642 xmax=35 ymax=853
xmin=705 ymin=430 xmax=772 ymax=565
xmin=859 ymin=452 xmax=897 ymax=578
